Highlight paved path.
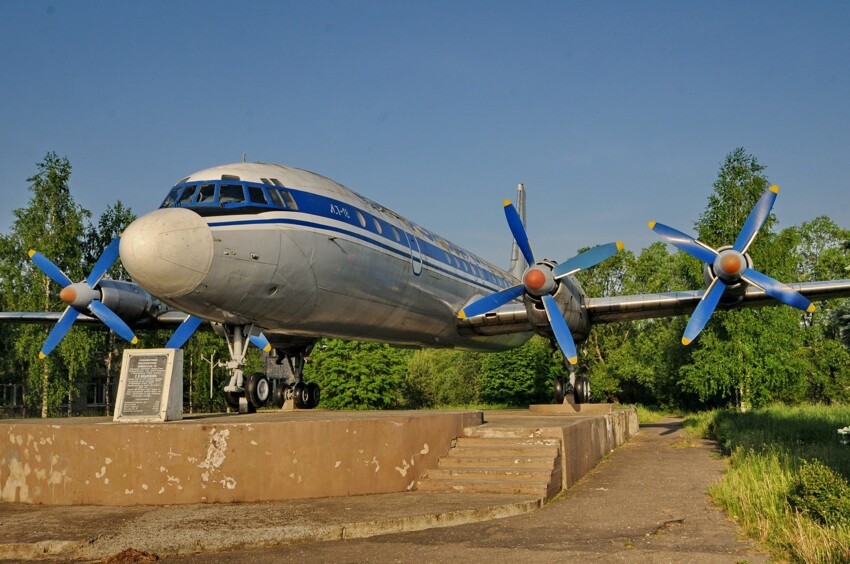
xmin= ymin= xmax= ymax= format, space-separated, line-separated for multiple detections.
xmin=169 ymin=418 xmax=769 ymax=563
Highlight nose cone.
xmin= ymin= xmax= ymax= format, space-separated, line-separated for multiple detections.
xmin=120 ymin=208 xmax=214 ymax=298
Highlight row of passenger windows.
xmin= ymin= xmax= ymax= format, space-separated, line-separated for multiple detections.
xmin=159 ymin=180 xmax=507 ymax=289
xmin=160 ymin=181 xmax=298 ymax=211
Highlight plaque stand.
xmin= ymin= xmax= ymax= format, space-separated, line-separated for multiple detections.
xmin=114 ymin=349 xmax=184 ymax=422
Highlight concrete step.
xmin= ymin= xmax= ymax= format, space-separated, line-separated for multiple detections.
xmin=464 ymin=427 xmax=550 ymax=440
xmin=438 ymin=455 xmax=555 ymax=469
xmin=448 ymin=445 xmax=559 ymax=459
xmin=426 ymin=467 xmax=553 ymax=482
xmin=416 ymin=477 xmax=550 ymax=496
xmin=455 ymin=437 xmax=561 ymax=449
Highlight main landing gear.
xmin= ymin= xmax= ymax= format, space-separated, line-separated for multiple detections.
xmin=218 ymin=325 xmax=321 ymax=413
xmin=551 ymin=345 xmax=591 ymax=405
xmin=270 ymin=345 xmax=321 ymax=410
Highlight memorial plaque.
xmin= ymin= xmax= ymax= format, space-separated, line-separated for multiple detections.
xmin=114 ymin=349 xmax=183 ymax=422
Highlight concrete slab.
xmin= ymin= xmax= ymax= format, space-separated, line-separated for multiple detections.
xmin=0 ymin=410 xmax=482 ymax=505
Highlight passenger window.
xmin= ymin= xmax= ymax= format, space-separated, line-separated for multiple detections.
xmin=197 ymin=184 xmax=216 ymax=203
xmin=391 ymin=226 xmax=401 ymax=242
xmin=267 ymin=188 xmax=286 ymax=208
xmin=356 ymin=210 xmax=366 ymax=228
xmin=248 ymin=186 xmax=268 ymax=204
xmin=177 ymin=184 xmax=198 ymax=205
xmin=373 ymin=218 xmax=383 ymax=234
xmin=219 ymin=184 xmax=245 ymax=204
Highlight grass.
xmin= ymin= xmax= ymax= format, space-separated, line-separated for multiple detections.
xmin=691 ymin=404 xmax=850 ymax=563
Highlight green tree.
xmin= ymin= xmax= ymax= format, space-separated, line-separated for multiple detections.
xmin=478 ymin=336 xmax=563 ymax=406
xmin=0 ymin=152 xmax=89 ymax=417
xmin=304 ymin=339 xmax=412 ymax=409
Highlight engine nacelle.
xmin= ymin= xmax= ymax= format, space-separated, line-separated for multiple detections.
xmin=99 ymin=279 xmax=169 ymax=323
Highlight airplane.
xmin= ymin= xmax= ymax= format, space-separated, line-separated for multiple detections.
xmin=5 ymin=162 xmax=850 ymax=413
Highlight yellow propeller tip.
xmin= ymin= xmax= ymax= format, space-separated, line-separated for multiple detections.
xmin=458 ymin=310 xmax=467 ymax=320
xmin=648 ymin=221 xmax=656 ymax=230
xmin=39 ymin=352 xmax=47 ymax=359
xmin=28 ymin=249 xmax=36 ymax=258
xmin=503 ymin=199 xmax=512 ymax=207
xmin=681 ymin=337 xmax=692 ymax=346
xmin=616 ymin=241 xmax=624 ymax=252
xmin=567 ymin=356 xmax=578 ymax=365
xmin=770 ymin=184 xmax=779 ymax=194
xmin=131 ymin=337 xmax=139 ymax=345
xmin=807 ymin=303 xmax=816 ymax=313
xmin=263 ymin=344 xmax=272 ymax=352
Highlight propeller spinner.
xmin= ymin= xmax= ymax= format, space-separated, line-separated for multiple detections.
xmin=29 ymin=237 xmax=138 ymax=358
xmin=649 ymin=184 xmax=815 ymax=345
xmin=459 ymin=200 xmax=623 ymax=365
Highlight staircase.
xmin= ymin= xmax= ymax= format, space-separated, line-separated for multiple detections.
xmin=416 ymin=427 xmax=562 ymax=500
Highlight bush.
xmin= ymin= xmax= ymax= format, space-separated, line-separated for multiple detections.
xmin=789 ymin=458 xmax=850 ymax=527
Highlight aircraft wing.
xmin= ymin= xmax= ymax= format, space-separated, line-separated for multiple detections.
xmin=586 ymin=279 xmax=850 ymax=324
xmin=0 ymin=310 xmax=190 ymax=328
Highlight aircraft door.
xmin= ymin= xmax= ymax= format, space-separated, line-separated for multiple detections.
xmin=400 ymin=220 xmax=423 ymax=276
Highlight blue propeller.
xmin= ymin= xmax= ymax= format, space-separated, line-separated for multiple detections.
xmin=165 ymin=314 xmax=271 ymax=353
xmin=460 ymin=200 xmax=623 ymax=365
xmin=649 ymin=184 xmax=814 ymax=345
xmin=30 ymin=237 xmax=138 ymax=358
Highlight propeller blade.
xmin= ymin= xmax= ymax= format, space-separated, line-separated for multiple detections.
xmin=166 ymin=315 xmax=204 ymax=349
xmin=742 ymin=268 xmax=815 ymax=313
xmin=733 ymin=185 xmax=778 ymax=254
xmin=88 ymin=300 xmax=138 ymax=344
xmin=40 ymin=306 xmax=80 ymax=358
xmin=29 ymin=250 xmax=73 ymax=288
xmin=553 ymin=242 xmax=624 ymax=279
xmin=249 ymin=332 xmax=272 ymax=352
xmin=459 ymin=284 xmax=525 ymax=319
xmin=682 ymin=277 xmax=726 ymax=345
xmin=542 ymin=294 xmax=578 ymax=364
xmin=648 ymin=222 xmax=718 ymax=265
xmin=504 ymin=201 xmax=535 ymax=266
xmin=86 ymin=237 xmax=121 ymax=287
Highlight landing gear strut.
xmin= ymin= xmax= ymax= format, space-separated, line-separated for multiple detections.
xmin=551 ymin=345 xmax=591 ymax=405
xmin=219 ymin=323 xmax=271 ymax=414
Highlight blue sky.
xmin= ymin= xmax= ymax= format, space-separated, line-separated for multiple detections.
xmin=1 ymin=1 xmax=849 ymax=268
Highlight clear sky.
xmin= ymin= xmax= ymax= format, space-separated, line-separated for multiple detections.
xmin=1 ymin=1 xmax=848 ymax=268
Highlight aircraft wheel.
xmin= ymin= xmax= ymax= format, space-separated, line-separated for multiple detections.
xmin=306 ymin=382 xmax=321 ymax=409
xmin=293 ymin=382 xmax=308 ymax=409
xmin=574 ymin=376 xmax=591 ymax=404
xmin=223 ymin=391 xmax=240 ymax=410
xmin=272 ymin=382 xmax=287 ymax=408
xmin=246 ymin=372 xmax=271 ymax=408
xmin=553 ymin=377 xmax=565 ymax=404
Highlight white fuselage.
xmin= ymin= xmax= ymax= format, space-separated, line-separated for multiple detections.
xmin=119 ymin=163 xmax=532 ymax=352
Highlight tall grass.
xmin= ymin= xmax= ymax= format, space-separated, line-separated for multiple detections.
xmin=691 ymin=405 xmax=850 ymax=563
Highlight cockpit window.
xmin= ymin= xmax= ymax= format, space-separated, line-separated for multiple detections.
xmin=197 ymin=183 xmax=216 ymax=203
xmin=248 ymin=185 xmax=267 ymax=204
xmin=161 ymin=180 xmax=299 ymax=214
xmin=219 ymin=184 xmax=245 ymax=204
xmin=160 ymin=187 xmax=181 ymax=208
xmin=177 ymin=184 xmax=198 ymax=205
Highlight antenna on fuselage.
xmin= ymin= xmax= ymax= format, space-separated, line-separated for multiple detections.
xmin=242 ymin=153 xmax=247 ymax=163
xmin=508 ymin=183 xmax=527 ymax=280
